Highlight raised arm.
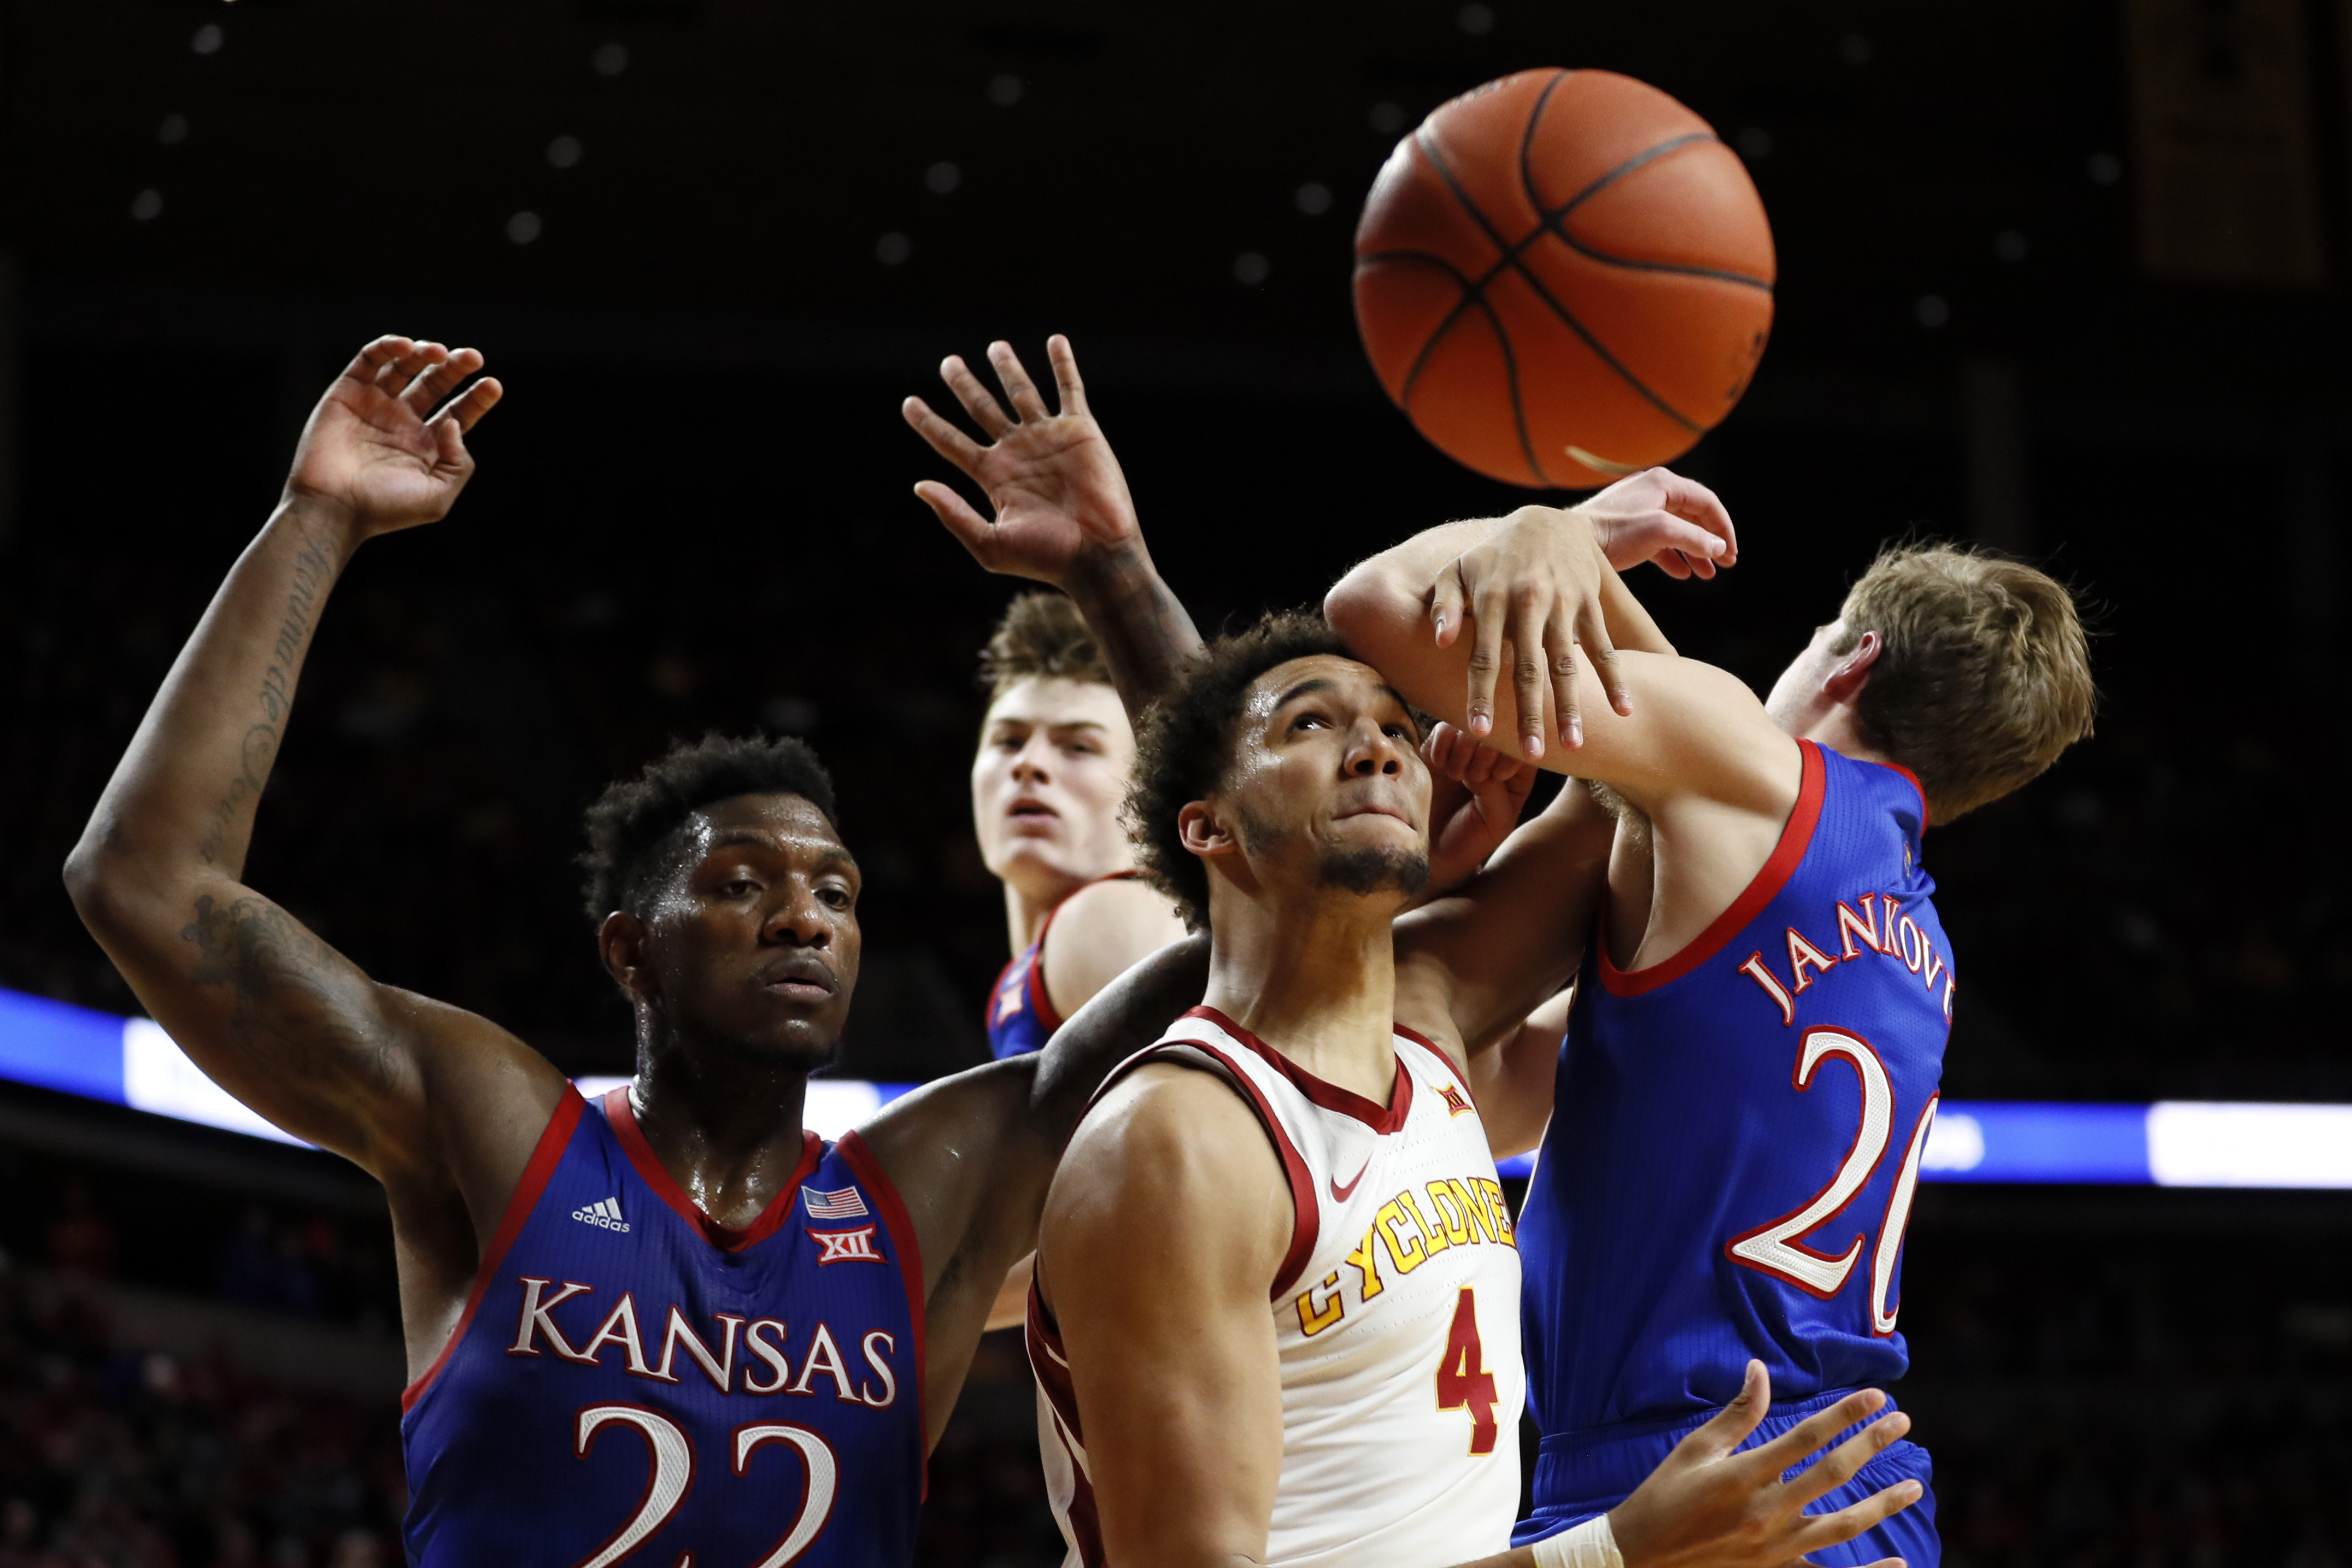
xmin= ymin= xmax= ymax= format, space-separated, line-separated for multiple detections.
xmin=1325 ymin=467 xmax=1736 ymax=757
xmin=904 ymin=334 xmax=1201 ymax=711
xmin=1326 ymin=484 xmax=1792 ymax=822
xmin=61 ymin=339 xmax=560 ymax=1226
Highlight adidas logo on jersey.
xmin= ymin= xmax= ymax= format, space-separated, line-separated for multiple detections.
xmin=572 ymin=1197 xmax=631 ymax=1234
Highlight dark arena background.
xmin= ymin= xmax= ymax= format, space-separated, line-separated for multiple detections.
xmin=2 ymin=3 xmax=2349 ymax=1565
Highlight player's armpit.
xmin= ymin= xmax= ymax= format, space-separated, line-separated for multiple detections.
xmin=1039 ymin=876 xmax=1190 ymax=1024
xmin=1040 ymin=1064 xmax=1293 ymax=1568
xmin=1466 ymin=989 xmax=1573 ymax=1160
xmin=1393 ymin=776 xmax=1612 ymax=1059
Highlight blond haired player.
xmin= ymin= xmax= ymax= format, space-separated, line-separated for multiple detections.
xmin=969 ymin=592 xmax=1188 ymax=1065
xmin=1326 ymin=490 xmax=2097 ymax=1567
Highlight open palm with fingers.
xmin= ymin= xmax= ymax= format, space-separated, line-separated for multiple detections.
xmin=901 ymin=335 xmax=1143 ymax=585
xmin=285 ymin=336 xmax=503 ymax=540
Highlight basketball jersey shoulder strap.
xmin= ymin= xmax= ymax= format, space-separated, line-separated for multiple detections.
xmin=1078 ymin=1032 xmax=1320 ymax=1300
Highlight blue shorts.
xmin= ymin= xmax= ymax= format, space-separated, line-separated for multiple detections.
xmin=1514 ymin=1390 xmax=1939 ymax=1568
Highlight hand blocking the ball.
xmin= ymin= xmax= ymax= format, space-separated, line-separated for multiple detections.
xmin=1433 ymin=467 xmax=1735 ymax=756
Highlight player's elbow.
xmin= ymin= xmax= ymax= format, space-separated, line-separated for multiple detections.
xmin=62 ymin=820 xmax=171 ymax=941
xmin=1322 ymin=561 xmax=1413 ymax=662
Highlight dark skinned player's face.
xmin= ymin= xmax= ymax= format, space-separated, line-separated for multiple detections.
xmin=605 ymin=793 xmax=861 ymax=1071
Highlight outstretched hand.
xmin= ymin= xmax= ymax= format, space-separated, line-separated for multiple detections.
xmin=1421 ymin=721 xmax=1538 ymax=896
xmin=1581 ymin=467 xmax=1739 ymax=580
xmin=1608 ymin=1361 xmax=1922 ymax=1568
xmin=1430 ymin=503 xmax=1621 ymax=760
xmin=902 ymin=335 xmax=1143 ymax=586
xmin=284 ymin=337 xmax=502 ymax=541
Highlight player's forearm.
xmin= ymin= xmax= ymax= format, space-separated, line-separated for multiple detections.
xmin=1061 ymin=544 xmax=1203 ymax=714
xmin=66 ymin=497 xmax=358 ymax=909
xmin=1327 ymin=512 xmax=1673 ymax=661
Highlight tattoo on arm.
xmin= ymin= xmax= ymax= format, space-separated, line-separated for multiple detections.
xmin=1067 ymin=553 xmax=1203 ymax=714
xmin=180 ymin=890 xmax=394 ymax=1102
xmin=196 ymin=521 xmax=342 ymax=866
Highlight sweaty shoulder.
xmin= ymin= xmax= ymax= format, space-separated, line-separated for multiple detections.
xmin=1040 ymin=877 xmax=1190 ymax=1021
xmin=1042 ymin=1061 xmax=1291 ymax=1303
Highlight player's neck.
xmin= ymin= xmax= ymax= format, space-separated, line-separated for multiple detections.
xmin=1791 ymin=706 xmax=1895 ymax=771
xmin=628 ymin=1033 xmax=815 ymax=1230
xmin=1002 ymin=868 xmax=1084 ymax=953
xmin=1200 ymin=890 xmax=1399 ymax=1103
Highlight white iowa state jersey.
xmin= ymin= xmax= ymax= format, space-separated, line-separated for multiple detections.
xmin=1027 ymin=1005 xmax=1524 ymax=1568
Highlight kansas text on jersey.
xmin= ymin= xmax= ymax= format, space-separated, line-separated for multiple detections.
xmin=401 ymin=1088 xmax=926 ymax=1568
xmin=1029 ymin=1008 xmax=1523 ymax=1568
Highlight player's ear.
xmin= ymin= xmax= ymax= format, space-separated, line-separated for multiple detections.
xmin=1824 ymin=630 xmax=1883 ymax=701
xmin=1177 ymin=800 xmax=1235 ymax=860
xmin=598 ymin=910 xmax=654 ymax=999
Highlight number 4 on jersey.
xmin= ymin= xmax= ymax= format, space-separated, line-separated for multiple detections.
xmin=1435 ymin=1287 xmax=1500 ymax=1454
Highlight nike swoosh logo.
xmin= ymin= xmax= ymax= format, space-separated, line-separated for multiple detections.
xmin=1330 ymin=1161 xmax=1371 ymax=1203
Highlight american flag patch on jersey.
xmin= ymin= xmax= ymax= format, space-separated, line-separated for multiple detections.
xmin=803 ymin=1185 xmax=870 ymax=1220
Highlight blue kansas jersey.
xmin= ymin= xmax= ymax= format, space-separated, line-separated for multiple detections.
xmin=1517 ymin=742 xmax=1948 ymax=1552
xmin=401 ymin=1088 xmax=925 ymax=1568
xmin=986 ymin=873 xmax=1138 ymax=1060
xmin=986 ymin=936 xmax=1059 ymax=1061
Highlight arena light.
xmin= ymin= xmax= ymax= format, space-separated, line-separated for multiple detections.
xmin=3 ymin=985 xmax=2347 ymax=1189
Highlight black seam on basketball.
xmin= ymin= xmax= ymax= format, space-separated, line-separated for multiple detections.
xmin=1401 ymin=283 xmax=1481 ymax=412
xmin=1383 ymin=110 xmax=1684 ymax=463
xmin=1477 ymin=289 xmax=1546 ymax=485
xmin=1526 ymin=126 xmax=1772 ymax=291
xmin=1359 ymin=249 xmax=1486 ymax=409
xmin=1543 ymin=237 xmax=1775 ymax=291
xmin=1415 ymin=124 xmax=1520 ymax=257
xmin=1547 ymin=132 xmax=1717 ymax=219
xmin=1418 ymin=103 xmax=1705 ymax=438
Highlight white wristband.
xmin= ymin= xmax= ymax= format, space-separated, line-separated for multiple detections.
xmin=1530 ymin=1514 xmax=1622 ymax=1568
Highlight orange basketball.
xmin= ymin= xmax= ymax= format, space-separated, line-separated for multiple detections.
xmin=1353 ymin=69 xmax=1776 ymax=490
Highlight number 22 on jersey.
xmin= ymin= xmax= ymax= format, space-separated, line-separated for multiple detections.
xmin=1435 ymin=1287 xmax=1501 ymax=1454
xmin=1725 ymin=1026 xmax=1939 ymax=1334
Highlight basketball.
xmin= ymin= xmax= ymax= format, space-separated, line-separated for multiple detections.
xmin=1353 ymin=69 xmax=1776 ymax=490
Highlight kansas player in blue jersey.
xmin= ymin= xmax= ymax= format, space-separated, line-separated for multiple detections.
xmin=968 ymin=592 xmax=1185 ymax=1066
xmin=1328 ymin=473 xmax=2097 ymax=1568
xmin=64 ymin=336 xmax=1210 ymax=1568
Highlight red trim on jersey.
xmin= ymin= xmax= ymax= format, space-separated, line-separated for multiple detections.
xmin=1183 ymin=1006 xmax=1411 ymax=1135
xmin=1026 ymin=1281 xmax=1107 ymax=1568
xmin=836 ymin=1130 xmax=929 ymax=1502
xmin=602 ymin=1088 xmax=822 ymax=1252
xmin=1599 ymin=738 xmax=1826 ymax=998
xmin=1395 ymin=1023 xmax=1477 ymax=1111
xmin=401 ymin=1088 xmax=585 ymax=1414
xmin=1023 ymin=937 xmax=1063 ymax=1036
xmin=1025 ymin=870 xmax=1142 ymax=1035
xmin=1866 ymin=756 xmax=1929 ymax=830
xmin=1137 ymin=1031 xmax=1322 ymax=1300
